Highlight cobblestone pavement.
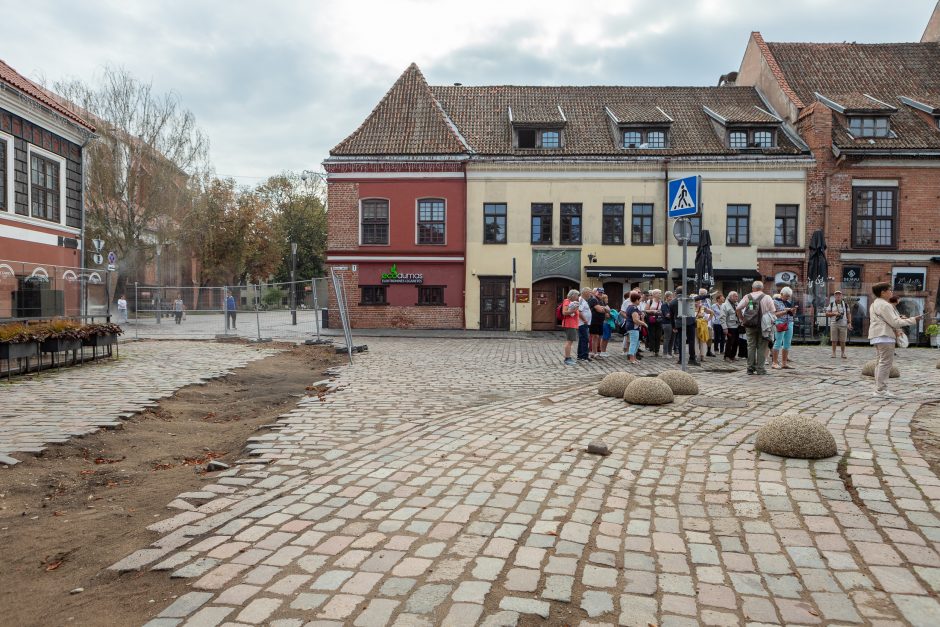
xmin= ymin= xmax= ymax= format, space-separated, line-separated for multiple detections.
xmin=0 ymin=341 xmax=275 ymax=466
xmin=127 ymin=311 xmax=323 ymax=342
xmin=105 ymin=338 xmax=940 ymax=627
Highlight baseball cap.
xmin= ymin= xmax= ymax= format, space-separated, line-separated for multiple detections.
xmin=595 ymin=287 xmax=605 ymax=294
xmin=834 ymin=289 xmax=843 ymax=294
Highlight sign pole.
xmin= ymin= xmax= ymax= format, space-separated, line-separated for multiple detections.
xmin=512 ymin=257 xmax=517 ymax=333
xmin=681 ymin=239 xmax=688 ymax=373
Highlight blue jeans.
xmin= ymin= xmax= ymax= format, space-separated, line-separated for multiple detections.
xmin=577 ymin=325 xmax=590 ymax=359
xmin=627 ymin=329 xmax=640 ymax=356
xmin=774 ymin=325 xmax=794 ymax=350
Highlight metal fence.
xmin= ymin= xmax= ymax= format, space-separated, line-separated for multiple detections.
xmin=0 ymin=258 xmax=112 ymax=322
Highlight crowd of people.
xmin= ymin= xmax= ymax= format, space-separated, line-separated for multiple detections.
xmin=559 ymin=280 xmax=924 ymax=397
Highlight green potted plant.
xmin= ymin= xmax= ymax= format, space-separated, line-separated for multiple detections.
xmin=82 ymin=322 xmax=123 ymax=357
xmin=0 ymin=322 xmax=40 ymax=377
xmin=37 ymin=319 xmax=84 ymax=366
xmin=926 ymin=323 xmax=939 ymax=348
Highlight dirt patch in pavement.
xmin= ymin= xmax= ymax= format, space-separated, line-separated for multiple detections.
xmin=913 ymin=401 xmax=940 ymax=478
xmin=0 ymin=342 xmax=341 ymax=627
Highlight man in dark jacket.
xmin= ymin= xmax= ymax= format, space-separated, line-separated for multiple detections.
xmin=669 ymin=287 xmax=699 ymax=366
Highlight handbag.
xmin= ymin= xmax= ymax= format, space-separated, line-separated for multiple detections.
xmin=897 ymin=332 xmax=909 ymax=349
xmin=775 ymin=320 xmax=789 ymax=332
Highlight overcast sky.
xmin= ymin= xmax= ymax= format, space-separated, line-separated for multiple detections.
xmin=1 ymin=0 xmax=933 ymax=185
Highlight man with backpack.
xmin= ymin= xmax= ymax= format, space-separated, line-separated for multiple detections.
xmin=559 ymin=289 xmax=580 ymax=366
xmin=825 ymin=290 xmax=852 ymax=359
xmin=736 ymin=280 xmax=777 ymax=375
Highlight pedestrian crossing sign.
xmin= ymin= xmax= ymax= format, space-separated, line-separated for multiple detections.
xmin=668 ymin=175 xmax=700 ymax=218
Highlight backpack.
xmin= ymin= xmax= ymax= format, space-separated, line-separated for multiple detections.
xmin=556 ymin=303 xmax=564 ymax=324
xmin=741 ymin=294 xmax=764 ymax=328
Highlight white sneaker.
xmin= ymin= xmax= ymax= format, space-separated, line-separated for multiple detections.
xmin=598 ymin=352 xmax=609 ymax=358
xmin=882 ymin=390 xmax=898 ymax=398
xmin=871 ymin=391 xmax=884 ymax=398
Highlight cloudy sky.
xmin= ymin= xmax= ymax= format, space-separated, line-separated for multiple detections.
xmin=2 ymin=0 xmax=933 ymax=184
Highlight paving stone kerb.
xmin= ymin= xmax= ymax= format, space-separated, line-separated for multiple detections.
xmin=623 ymin=376 xmax=674 ymax=405
xmin=754 ymin=413 xmax=839 ymax=459
xmin=104 ymin=339 xmax=940 ymax=626
xmin=597 ymin=372 xmax=636 ymax=397
xmin=656 ymin=369 xmax=699 ymax=395
xmin=861 ymin=359 xmax=900 ymax=378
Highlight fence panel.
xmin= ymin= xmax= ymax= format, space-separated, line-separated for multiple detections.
xmin=0 ymin=258 xmax=113 ymax=322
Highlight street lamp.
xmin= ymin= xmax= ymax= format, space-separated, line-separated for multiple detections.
xmin=291 ymin=241 xmax=298 ymax=325
xmin=155 ymin=243 xmax=162 ymax=324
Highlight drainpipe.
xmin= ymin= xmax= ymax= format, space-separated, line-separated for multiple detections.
xmin=79 ymin=133 xmax=97 ymax=321
xmin=663 ymin=158 xmax=670 ymax=289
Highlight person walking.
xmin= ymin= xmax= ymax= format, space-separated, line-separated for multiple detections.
xmin=173 ymin=294 xmax=185 ymax=324
xmin=623 ymin=292 xmax=647 ymax=365
xmin=771 ymin=286 xmax=797 ymax=369
xmin=868 ymin=282 xmax=920 ymax=397
xmin=736 ymin=281 xmax=776 ymax=375
xmin=577 ymin=287 xmax=592 ymax=362
xmin=662 ymin=291 xmax=675 ymax=357
xmin=117 ymin=294 xmax=128 ymax=324
xmin=826 ymin=290 xmax=852 ymax=359
xmin=560 ymin=289 xmax=580 ymax=365
xmin=720 ymin=291 xmax=741 ymax=362
xmin=225 ymin=292 xmax=237 ymax=330
xmin=710 ymin=293 xmax=725 ymax=355
xmin=645 ymin=289 xmax=664 ymax=356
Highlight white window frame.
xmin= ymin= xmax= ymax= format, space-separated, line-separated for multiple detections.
xmin=0 ymin=130 xmax=13 ymax=213
xmin=358 ymin=197 xmax=390 ymax=246
xmin=26 ymin=144 xmax=67 ymax=227
xmin=414 ymin=197 xmax=447 ymax=246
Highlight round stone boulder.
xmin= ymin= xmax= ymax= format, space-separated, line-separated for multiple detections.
xmin=755 ymin=414 xmax=838 ymax=459
xmin=623 ymin=377 xmax=674 ymax=405
xmin=598 ymin=372 xmax=637 ymax=398
xmin=657 ymin=370 xmax=699 ymax=395
xmin=861 ymin=360 xmax=900 ymax=378
xmin=936 ymin=359 xmax=940 ymax=369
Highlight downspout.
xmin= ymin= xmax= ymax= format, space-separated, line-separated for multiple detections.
xmin=79 ymin=133 xmax=97 ymax=320
xmin=663 ymin=158 xmax=670 ymax=288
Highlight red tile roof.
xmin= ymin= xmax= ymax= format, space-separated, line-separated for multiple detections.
xmin=0 ymin=59 xmax=95 ymax=132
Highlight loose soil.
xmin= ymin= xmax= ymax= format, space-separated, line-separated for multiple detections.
xmin=0 ymin=342 xmax=340 ymax=627
xmin=913 ymin=400 xmax=940 ymax=478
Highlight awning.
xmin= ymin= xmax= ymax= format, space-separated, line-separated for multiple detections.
xmin=586 ymin=266 xmax=667 ymax=280
xmin=714 ymin=269 xmax=761 ymax=282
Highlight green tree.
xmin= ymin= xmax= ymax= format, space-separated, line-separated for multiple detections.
xmin=256 ymin=172 xmax=327 ymax=283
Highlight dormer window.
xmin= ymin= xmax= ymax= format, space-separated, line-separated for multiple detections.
xmin=728 ymin=128 xmax=776 ymax=149
xmin=621 ymin=128 xmax=668 ymax=149
xmin=729 ymin=131 xmax=747 ymax=149
xmin=848 ymin=116 xmax=891 ymax=138
xmin=515 ymin=128 xmax=563 ymax=149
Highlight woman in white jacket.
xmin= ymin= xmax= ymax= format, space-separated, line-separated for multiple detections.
xmin=868 ymin=282 xmax=920 ymax=398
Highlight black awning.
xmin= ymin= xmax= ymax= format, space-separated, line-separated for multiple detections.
xmin=671 ymin=268 xmax=698 ymax=278
xmin=586 ymin=266 xmax=667 ymax=280
xmin=714 ymin=269 xmax=761 ymax=281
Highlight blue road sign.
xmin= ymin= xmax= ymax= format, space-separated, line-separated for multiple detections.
xmin=108 ymin=251 xmax=116 ymax=264
xmin=668 ymin=175 xmax=700 ymax=218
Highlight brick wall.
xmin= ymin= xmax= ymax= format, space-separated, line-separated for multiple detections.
xmin=327 ymin=181 xmax=359 ymax=251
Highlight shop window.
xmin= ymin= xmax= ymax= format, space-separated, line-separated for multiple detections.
xmin=30 ymin=153 xmax=60 ymax=223
xmin=360 ymin=285 xmax=387 ymax=305
xmin=361 ymin=199 xmax=389 ymax=245
xmin=853 ymin=187 xmax=896 ymax=248
xmin=560 ymin=203 xmax=582 ymax=244
xmin=726 ymin=204 xmax=750 ymax=246
xmin=417 ymin=198 xmax=445 ymax=245
xmin=531 ymin=203 xmax=552 ymax=244
xmin=602 ymin=203 xmax=624 ymax=245
xmin=631 ymin=203 xmax=653 ymax=245
xmin=774 ymin=205 xmax=799 ymax=246
xmin=417 ymin=285 xmax=445 ymax=306
xmin=483 ymin=203 xmax=507 ymax=244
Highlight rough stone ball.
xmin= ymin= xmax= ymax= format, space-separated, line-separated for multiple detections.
xmin=755 ymin=413 xmax=838 ymax=459
xmin=623 ymin=377 xmax=674 ymax=405
xmin=861 ymin=360 xmax=900 ymax=378
xmin=598 ymin=372 xmax=637 ymax=397
xmin=936 ymin=360 xmax=940 ymax=369
xmin=657 ymin=370 xmax=699 ymax=395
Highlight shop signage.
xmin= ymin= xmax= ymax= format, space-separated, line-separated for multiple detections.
xmin=892 ymin=267 xmax=926 ymax=292
xmin=841 ymin=265 xmax=862 ymax=290
xmin=380 ymin=264 xmax=424 ymax=285
xmin=775 ymin=271 xmax=798 ymax=285
xmin=514 ymin=288 xmax=530 ymax=303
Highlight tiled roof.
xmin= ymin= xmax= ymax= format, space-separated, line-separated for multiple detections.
xmin=330 ymin=63 xmax=466 ymax=156
xmin=0 ymin=59 xmax=95 ymax=132
xmin=765 ymin=41 xmax=940 ymax=150
xmin=430 ymin=85 xmax=803 ymax=156
xmin=705 ymin=103 xmax=781 ymax=124
xmin=605 ymin=104 xmax=672 ymax=124
xmin=509 ymin=104 xmax=566 ymax=125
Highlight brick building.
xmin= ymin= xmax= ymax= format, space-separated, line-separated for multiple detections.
xmin=0 ymin=59 xmax=95 ymax=318
xmin=737 ymin=33 xmax=940 ymax=335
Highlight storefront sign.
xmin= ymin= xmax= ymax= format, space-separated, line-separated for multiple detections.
xmin=775 ymin=271 xmax=798 ymax=285
xmin=514 ymin=288 xmax=530 ymax=303
xmin=841 ymin=265 xmax=862 ymax=290
xmin=892 ymin=267 xmax=926 ymax=292
xmin=380 ymin=264 xmax=423 ymax=284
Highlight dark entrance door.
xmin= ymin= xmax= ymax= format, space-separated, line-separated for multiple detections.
xmin=603 ymin=281 xmax=624 ymax=313
xmin=480 ymin=277 xmax=511 ymax=330
xmin=532 ymin=278 xmax=579 ymax=330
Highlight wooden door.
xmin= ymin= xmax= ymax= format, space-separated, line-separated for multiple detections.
xmin=604 ymin=281 xmax=623 ymax=313
xmin=531 ymin=284 xmax=555 ymax=331
xmin=480 ymin=277 xmax=510 ymax=330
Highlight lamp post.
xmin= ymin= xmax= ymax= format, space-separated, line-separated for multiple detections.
xmin=155 ymin=243 xmax=162 ymax=324
xmin=291 ymin=241 xmax=298 ymax=325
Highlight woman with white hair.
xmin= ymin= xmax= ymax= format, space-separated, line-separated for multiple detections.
xmin=771 ymin=286 xmax=798 ymax=369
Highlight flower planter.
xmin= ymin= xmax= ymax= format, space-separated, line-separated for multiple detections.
xmin=82 ymin=333 xmax=117 ymax=349
xmin=40 ymin=338 xmax=82 ymax=354
xmin=0 ymin=341 xmax=39 ymax=361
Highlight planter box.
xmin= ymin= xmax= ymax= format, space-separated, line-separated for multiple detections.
xmin=82 ymin=333 xmax=117 ymax=349
xmin=0 ymin=341 xmax=39 ymax=361
xmin=40 ymin=338 xmax=82 ymax=354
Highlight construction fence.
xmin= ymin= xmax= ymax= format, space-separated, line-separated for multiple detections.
xmin=0 ymin=258 xmax=112 ymax=322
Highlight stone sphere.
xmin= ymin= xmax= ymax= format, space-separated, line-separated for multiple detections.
xmin=936 ymin=360 xmax=940 ymax=369
xmin=861 ymin=360 xmax=900 ymax=378
xmin=598 ymin=372 xmax=637 ymax=398
xmin=657 ymin=370 xmax=699 ymax=395
xmin=623 ymin=377 xmax=674 ymax=405
xmin=755 ymin=414 xmax=838 ymax=459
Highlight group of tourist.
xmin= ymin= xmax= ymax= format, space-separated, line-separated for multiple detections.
xmin=559 ymin=280 xmax=923 ymax=397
